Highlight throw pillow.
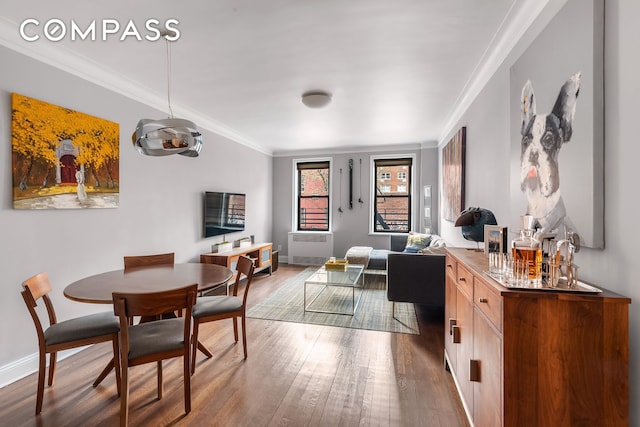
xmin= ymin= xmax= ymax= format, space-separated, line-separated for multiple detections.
xmin=420 ymin=247 xmax=447 ymax=255
xmin=403 ymin=232 xmax=432 ymax=253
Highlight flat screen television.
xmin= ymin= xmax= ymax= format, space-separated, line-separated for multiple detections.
xmin=204 ymin=191 xmax=246 ymax=238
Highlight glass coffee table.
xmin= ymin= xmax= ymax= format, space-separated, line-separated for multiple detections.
xmin=303 ymin=264 xmax=365 ymax=316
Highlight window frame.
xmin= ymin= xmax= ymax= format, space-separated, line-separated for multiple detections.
xmin=369 ymin=154 xmax=416 ymax=234
xmin=292 ymin=157 xmax=333 ymax=232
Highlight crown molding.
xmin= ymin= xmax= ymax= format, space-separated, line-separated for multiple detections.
xmin=272 ymin=142 xmax=423 ymax=158
xmin=1 ymin=3 xmax=551 ymax=158
xmin=0 ymin=17 xmax=272 ymax=156
xmin=438 ymin=0 xmax=550 ymax=146
xmin=420 ymin=140 xmax=439 ymax=149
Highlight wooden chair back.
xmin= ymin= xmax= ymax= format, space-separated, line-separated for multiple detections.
xmin=123 ymin=252 xmax=174 ymax=270
xmin=113 ymin=284 xmax=197 ymax=320
xmin=113 ymin=284 xmax=197 ymax=350
xmin=229 ymin=256 xmax=255 ymax=303
xmin=21 ymin=273 xmax=57 ymax=341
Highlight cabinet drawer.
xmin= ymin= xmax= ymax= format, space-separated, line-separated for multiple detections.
xmin=445 ymin=255 xmax=457 ymax=281
xmin=474 ymin=277 xmax=502 ymax=331
xmin=456 ymin=263 xmax=474 ymax=299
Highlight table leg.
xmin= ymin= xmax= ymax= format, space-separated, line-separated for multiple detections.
xmin=197 ymin=341 xmax=214 ymax=358
xmin=92 ymin=358 xmax=115 ymax=387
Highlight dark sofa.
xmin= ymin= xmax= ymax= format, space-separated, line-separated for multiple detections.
xmin=385 ymin=234 xmax=446 ymax=313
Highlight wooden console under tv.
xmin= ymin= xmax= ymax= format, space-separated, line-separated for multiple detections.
xmin=201 ymin=243 xmax=273 ymax=286
xmin=444 ymin=247 xmax=630 ymax=427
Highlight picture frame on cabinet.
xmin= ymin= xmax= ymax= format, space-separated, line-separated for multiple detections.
xmin=484 ymin=225 xmax=508 ymax=255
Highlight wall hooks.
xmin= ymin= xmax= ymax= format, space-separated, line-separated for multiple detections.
xmin=348 ymin=159 xmax=354 ymax=209
xmin=358 ymin=158 xmax=364 ymax=205
xmin=338 ymin=168 xmax=344 ymax=213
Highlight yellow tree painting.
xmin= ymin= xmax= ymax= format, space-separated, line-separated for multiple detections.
xmin=12 ymin=93 xmax=119 ymax=209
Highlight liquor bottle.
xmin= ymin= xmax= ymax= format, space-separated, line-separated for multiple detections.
xmin=511 ymin=215 xmax=543 ymax=286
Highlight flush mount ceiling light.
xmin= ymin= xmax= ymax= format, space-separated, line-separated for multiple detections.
xmin=301 ymin=90 xmax=332 ymax=108
xmin=132 ymin=31 xmax=202 ymax=157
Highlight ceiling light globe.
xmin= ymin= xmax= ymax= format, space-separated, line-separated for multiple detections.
xmin=301 ymin=91 xmax=332 ymax=108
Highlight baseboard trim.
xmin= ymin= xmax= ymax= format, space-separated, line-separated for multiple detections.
xmin=0 ymin=347 xmax=87 ymax=389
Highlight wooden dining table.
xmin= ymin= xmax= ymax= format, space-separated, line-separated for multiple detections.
xmin=64 ymin=262 xmax=233 ymax=386
xmin=64 ymin=263 xmax=233 ymax=303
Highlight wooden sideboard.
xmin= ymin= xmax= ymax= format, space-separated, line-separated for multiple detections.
xmin=444 ymin=247 xmax=630 ymax=427
xmin=201 ymin=243 xmax=273 ymax=284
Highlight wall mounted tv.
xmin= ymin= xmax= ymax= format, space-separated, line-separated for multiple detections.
xmin=204 ymin=191 xmax=246 ymax=238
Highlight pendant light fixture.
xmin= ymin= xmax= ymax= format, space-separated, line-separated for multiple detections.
xmin=132 ymin=31 xmax=202 ymax=157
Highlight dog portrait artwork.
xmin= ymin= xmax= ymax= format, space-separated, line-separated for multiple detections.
xmin=518 ymin=72 xmax=581 ymax=238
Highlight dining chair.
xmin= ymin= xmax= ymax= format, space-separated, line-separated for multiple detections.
xmin=123 ymin=252 xmax=174 ymax=270
xmin=191 ymin=255 xmax=255 ymax=374
xmin=21 ymin=272 xmax=121 ymax=415
xmin=123 ymin=252 xmax=175 ymax=323
xmin=112 ymin=283 xmax=197 ymax=427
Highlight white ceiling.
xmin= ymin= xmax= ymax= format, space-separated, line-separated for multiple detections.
xmin=0 ymin=1 xmax=547 ymax=156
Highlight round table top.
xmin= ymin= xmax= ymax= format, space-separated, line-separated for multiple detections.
xmin=64 ymin=263 xmax=233 ymax=304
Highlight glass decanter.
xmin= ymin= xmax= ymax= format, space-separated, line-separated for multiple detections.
xmin=511 ymin=215 xmax=543 ymax=286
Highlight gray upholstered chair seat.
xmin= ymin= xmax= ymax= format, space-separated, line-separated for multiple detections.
xmin=193 ymin=296 xmax=242 ymax=318
xmin=128 ymin=318 xmax=185 ymax=359
xmin=44 ymin=311 xmax=120 ymax=347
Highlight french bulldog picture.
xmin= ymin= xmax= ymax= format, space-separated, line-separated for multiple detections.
xmin=519 ymin=72 xmax=581 ymax=238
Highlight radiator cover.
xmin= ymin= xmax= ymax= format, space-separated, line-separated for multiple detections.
xmin=287 ymin=232 xmax=333 ymax=265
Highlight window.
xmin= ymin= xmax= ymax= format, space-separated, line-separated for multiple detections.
xmin=295 ymin=160 xmax=330 ymax=231
xmin=372 ymin=157 xmax=413 ymax=233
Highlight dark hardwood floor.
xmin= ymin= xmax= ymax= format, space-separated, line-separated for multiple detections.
xmin=1 ymin=264 xmax=469 ymax=427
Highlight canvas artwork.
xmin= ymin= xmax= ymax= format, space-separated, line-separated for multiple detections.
xmin=12 ymin=93 xmax=120 ymax=209
xmin=442 ymin=126 xmax=466 ymax=222
xmin=509 ymin=0 xmax=603 ymax=248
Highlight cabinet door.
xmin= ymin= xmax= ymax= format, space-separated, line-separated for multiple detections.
xmin=456 ymin=288 xmax=474 ymax=413
xmin=445 ymin=274 xmax=458 ymax=373
xmin=259 ymin=245 xmax=272 ymax=268
xmin=473 ymin=308 xmax=502 ymax=427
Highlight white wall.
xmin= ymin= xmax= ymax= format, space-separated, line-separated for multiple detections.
xmin=438 ymin=0 xmax=640 ymax=423
xmin=272 ymin=146 xmax=439 ymax=259
xmin=0 ymin=45 xmax=272 ymax=384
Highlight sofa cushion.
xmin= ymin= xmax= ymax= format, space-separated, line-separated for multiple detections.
xmin=404 ymin=232 xmax=432 ymax=252
xmin=427 ymin=236 xmax=447 ymax=248
xmin=368 ymin=249 xmax=391 ymax=270
xmin=420 ymin=246 xmax=447 ymax=255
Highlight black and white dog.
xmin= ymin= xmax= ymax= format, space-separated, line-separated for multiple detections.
xmin=519 ymin=72 xmax=581 ymax=236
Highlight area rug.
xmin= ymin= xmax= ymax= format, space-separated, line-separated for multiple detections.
xmin=247 ymin=267 xmax=419 ymax=335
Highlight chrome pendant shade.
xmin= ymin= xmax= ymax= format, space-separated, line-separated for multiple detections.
xmin=132 ymin=118 xmax=202 ymax=157
xmin=133 ymin=30 xmax=202 ymax=157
